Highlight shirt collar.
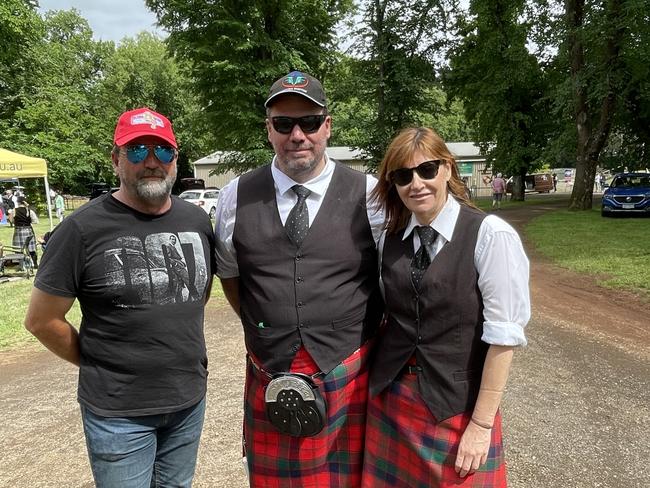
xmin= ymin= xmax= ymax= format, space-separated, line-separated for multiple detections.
xmin=401 ymin=195 xmax=461 ymax=242
xmin=271 ymin=154 xmax=334 ymax=198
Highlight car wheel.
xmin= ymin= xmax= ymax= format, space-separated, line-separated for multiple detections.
xmin=209 ymin=207 xmax=216 ymax=220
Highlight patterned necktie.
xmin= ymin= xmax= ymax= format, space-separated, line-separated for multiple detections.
xmin=285 ymin=185 xmax=311 ymax=246
xmin=410 ymin=225 xmax=437 ymax=289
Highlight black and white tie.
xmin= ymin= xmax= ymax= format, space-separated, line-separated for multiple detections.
xmin=410 ymin=225 xmax=437 ymax=289
xmin=285 ymin=185 xmax=311 ymax=246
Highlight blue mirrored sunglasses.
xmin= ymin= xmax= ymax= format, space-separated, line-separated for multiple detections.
xmin=125 ymin=144 xmax=177 ymax=164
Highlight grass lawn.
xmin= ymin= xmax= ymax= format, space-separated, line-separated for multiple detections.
xmin=0 ymin=218 xmax=80 ymax=348
xmin=525 ymin=209 xmax=650 ymax=299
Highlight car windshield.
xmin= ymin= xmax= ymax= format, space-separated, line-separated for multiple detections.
xmin=180 ymin=191 xmax=202 ymax=200
xmin=611 ymin=175 xmax=650 ymax=188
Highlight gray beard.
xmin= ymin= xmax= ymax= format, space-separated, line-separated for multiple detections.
xmin=135 ymin=177 xmax=174 ymax=202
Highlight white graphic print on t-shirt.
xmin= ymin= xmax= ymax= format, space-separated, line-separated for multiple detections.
xmin=104 ymin=232 xmax=208 ymax=306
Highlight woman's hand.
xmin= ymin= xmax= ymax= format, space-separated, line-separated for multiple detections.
xmin=454 ymin=419 xmax=491 ymax=477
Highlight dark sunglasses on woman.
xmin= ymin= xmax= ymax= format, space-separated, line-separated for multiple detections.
xmin=271 ymin=115 xmax=327 ymax=134
xmin=125 ymin=144 xmax=177 ymax=164
xmin=390 ymin=160 xmax=442 ymax=186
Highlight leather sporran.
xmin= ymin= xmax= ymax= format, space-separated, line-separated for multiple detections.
xmin=265 ymin=373 xmax=327 ymax=437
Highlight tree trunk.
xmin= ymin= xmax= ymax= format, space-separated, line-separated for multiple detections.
xmin=566 ymin=0 xmax=623 ymax=210
xmin=511 ymin=170 xmax=526 ymax=201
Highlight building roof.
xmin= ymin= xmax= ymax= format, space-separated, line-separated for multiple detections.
xmin=327 ymin=146 xmax=365 ymax=161
xmin=192 ymin=150 xmax=232 ymax=166
xmin=447 ymin=142 xmax=482 ymax=158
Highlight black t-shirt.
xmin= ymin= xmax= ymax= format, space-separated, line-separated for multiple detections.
xmin=35 ymin=193 xmax=216 ymax=416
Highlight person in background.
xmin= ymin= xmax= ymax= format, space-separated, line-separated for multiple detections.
xmin=3 ymin=190 xmax=15 ymax=226
xmin=24 ymin=107 xmax=215 ymax=488
xmin=491 ymin=172 xmax=507 ymax=210
xmin=37 ymin=230 xmax=52 ymax=253
xmin=12 ymin=196 xmax=39 ymax=268
xmin=362 ymin=127 xmax=530 ymax=487
xmin=0 ymin=190 xmax=8 ymax=224
xmin=215 ymin=70 xmax=384 ymax=487
xmin=54 ymin=191 xmax=65 ymax=222
xmin=552 ymin=173 xmax=558 ymax=192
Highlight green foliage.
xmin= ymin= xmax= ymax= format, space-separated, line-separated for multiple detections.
xmin=147 ymin=0 xmax=355 ymax=173
xmin=0 ymin=9 xmax=115 ymax=194
xmin=345 ymin=0 xmax=459 ymax=168
xmin=0 ymin=0 xmax=44 ymax=120
xmin=0 ymin=9 xmax=208 ymax=193
xmin=445 ymin=0 xmax=552 ymax=200
xmin=328 ymin=54 xmax=475 ymax=153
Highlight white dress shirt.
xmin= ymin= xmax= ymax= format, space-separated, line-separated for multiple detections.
xmin=378 ymin=195 xmax=530 ymax=346
xmin=215 ymin=155 xmax=385 ymax=279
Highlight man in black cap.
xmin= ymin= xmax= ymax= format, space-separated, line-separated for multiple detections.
xmin=215 ymin=70 xmax=384 ymax=487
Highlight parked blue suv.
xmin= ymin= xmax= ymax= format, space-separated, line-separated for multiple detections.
xmin=601 ymin=172 xmax=650 ymax=217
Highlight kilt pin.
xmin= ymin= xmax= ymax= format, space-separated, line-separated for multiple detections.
xmin=244 ymin=342 xmax=371 ymax=487
xmin=362 ymin=372 xmax=506 ymax=488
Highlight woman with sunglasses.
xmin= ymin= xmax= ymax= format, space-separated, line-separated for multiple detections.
xmin=362 ymin=127 xmax=530 ymax=487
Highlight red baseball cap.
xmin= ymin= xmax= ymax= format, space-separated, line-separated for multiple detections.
xmin=113 ymin=107 xmax=178 ymax=148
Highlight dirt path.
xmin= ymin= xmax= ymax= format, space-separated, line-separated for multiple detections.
xmin=1 ymin=195 xmax=648 ymax=487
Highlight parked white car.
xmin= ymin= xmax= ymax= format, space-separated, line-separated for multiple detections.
xmin=179 ymin=189 xmax=220 ymax=219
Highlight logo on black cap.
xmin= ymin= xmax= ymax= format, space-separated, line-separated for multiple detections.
xmin=282 ymin=72 xmax=309 ymax=89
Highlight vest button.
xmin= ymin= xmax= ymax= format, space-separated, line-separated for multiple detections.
xmin=297 ymin=301 xmax=304 ymax=308
xmin=296 ymin=277 xmax=303 ymax=283
xmin=291 ymin=343 xmax=300 ymax=352
xmin=299 ymin=322 xmax=304 ymax=328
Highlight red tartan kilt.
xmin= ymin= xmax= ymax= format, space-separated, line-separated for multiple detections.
xmin=244 ymin=343 xmax=371 ymax=488
xmin=362 ymin=373 xmax=507 ymax=488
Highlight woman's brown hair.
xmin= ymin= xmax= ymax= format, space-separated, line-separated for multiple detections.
xmin=371 ymin=127 xmax=478 ymax=234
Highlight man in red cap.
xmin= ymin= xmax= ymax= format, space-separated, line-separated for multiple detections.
xmin=24 ymin=107 xmax=216 ymax=487
xmin=215 ymin=71 xmax=384 ymax=486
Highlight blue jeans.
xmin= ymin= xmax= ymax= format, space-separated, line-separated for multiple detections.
xmin=81 ymin=397 xmax=206 ymax=488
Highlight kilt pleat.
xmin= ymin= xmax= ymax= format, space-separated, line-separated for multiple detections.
xmin=244 ymin=343 xmax=371 ymax=488
xmin=362 ymin=373 xmax=507 ymax=488
xmin=12 ymin=226 xmax=36 ymax=253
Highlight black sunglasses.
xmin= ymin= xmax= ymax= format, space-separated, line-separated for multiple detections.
xmin=271 ymin=115 xmax=327 ymax=134
xmin=390 ymin=160 xmax=443 ymax=186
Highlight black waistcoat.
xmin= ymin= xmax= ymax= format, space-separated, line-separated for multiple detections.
xmin=234 ymin=163 xmax=382 ymax=373
xmin=13 ymin=206 xmax=31 ymax=227
xmin=369 ymin=205 xmax=488 ymax=421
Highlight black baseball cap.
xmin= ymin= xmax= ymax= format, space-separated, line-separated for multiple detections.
xmin=264 ymin=71 xmax=327 ymax=108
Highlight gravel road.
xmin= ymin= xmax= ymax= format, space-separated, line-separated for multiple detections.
xmin=1 ymin=198 xmax=648 ymax=487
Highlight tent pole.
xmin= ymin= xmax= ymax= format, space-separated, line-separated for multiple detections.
xmin=44 ymin=176 xmax=54 ymax=231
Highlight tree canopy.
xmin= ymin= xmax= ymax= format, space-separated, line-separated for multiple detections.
xmin=146 ymin=0 xmax=355 ymax=172
xmin=3 ymin=0 xmax=650 ymax=211
xmin=445 ymin=0 xmax=551 ymax=200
